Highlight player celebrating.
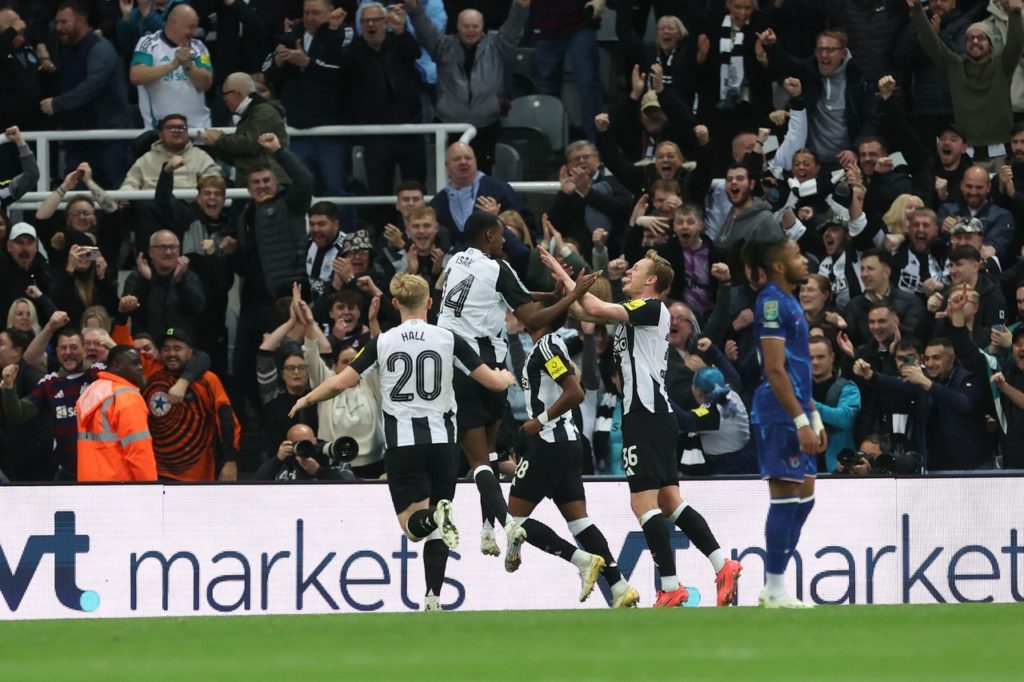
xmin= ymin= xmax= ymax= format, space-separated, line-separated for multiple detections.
xmin=541 ymin=248 xmax=743 ymax=608
xmin=437 ymin=211 xmax=585 ymax=561
xmin=508 ymin=300 xmax=641 ymax=608
xmin=745 ymin=238 xmax=826 ymax=609
xmin=291 ymin=273 xmax=518 ymax=611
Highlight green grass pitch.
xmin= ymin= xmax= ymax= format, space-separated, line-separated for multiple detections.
xmin=1 ymin=604 xmax=1021 ymax=681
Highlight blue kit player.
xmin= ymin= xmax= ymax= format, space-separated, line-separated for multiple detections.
xmin=746 ymin=239 xmax=826 ymax=609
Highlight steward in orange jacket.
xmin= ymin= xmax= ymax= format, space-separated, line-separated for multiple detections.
xmin=76 ymin=347 xmax=157 ymax=482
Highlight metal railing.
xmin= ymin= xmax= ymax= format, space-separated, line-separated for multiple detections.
xmin=4 ymin=123 xmax=561 ymax=210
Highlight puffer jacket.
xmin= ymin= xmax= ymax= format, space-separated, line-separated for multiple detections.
xmin=120 ymin=139 xmax=222 ymax=190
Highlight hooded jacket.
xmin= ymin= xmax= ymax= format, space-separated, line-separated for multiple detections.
xmin=713 ymin=197 xmax=785 ymax=254
xmin=76 ymin=370 xmax=156 ymax=482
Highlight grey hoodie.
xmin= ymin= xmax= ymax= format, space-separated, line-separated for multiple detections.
xmin=714 ymin=197 xmax=785 ymax=253
xmin=807 ymin=54 xmax=850 ymax=160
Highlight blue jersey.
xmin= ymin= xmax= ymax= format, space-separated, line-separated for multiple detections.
xmin=751 ymin=282 xmax=812 ymax=424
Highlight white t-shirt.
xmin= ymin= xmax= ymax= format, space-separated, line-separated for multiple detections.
xmin=132 ymin=32 xmax=212 ymax=129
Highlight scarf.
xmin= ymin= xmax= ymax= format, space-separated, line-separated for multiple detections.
xmin=718 ymin=16 xmax=745 ymax=105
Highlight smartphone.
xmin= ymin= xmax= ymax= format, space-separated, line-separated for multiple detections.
xmin=994 ymin=324 xmax=1007 ymax=333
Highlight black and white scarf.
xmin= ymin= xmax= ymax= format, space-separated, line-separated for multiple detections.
xmin=718 ymin=16 xmax=745 ymax=103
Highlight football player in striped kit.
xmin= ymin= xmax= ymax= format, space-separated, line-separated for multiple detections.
xmin=437 ymin=210 xmax=591 ymax=562
xmin=540 ymin=248 xmax=742 ymax=608
xmin=508 ymin=302 xmax=641 ymax=608
xmin=293 ymin=273 xmax=513 ymax=611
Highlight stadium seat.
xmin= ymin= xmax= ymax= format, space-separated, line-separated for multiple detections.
xmin=497 ymin=126 xmax=555 ymax=180
xmin=503 ymin=95 xmax=568 ymax=154
xmin=493 ymin=143 xmax=522 ymax=183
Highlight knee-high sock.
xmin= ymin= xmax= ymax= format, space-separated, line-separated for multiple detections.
xmin=640 ymin=509 xmax=678 ymax=591
xmin=521 ymin=518 xmax=579 ymax=562
xmin=790 ymin=495 xmax=815 ymax=552
xmin=480 ymin=458 xmax=498 ymax=528
xmin=473 ymin=465 xmax=509 ymax=526
xmin=423 ymin=537 xmax=449 ymax=597
xmin=765 ymin=496 xmax=800 ymax=576
xmin=570 ymin=518 xmax=624 ymax=585
xmin=667 ymin=504 xmax=721 ymax=557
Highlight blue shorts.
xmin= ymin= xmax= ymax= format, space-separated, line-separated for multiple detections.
xmin=752 ymin=422 xmax=817 ymax=482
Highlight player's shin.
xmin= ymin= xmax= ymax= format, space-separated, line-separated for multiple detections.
xmin=570 ymin=518 xmax=624 ymax=585
xmin=764 ymin=496 xmax=800 ymax=593
xmin=639 ymin=509 xmax=679 ymax=591
xmin=473 ymin=464 xmax=512 ymax=526
xmin=790 ymin=495 xmax=815 ymax=551
xmin=423 ymin=532 xmax=449 ymax=599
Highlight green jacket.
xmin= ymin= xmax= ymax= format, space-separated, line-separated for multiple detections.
xmin=213 ymin=94 xmax=291 ymax=186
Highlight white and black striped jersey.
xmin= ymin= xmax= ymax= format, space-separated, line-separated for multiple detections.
xmin=437 ymin=247 xmax=533 ymax=368
xmin=305 ymin=235 xmax=345 ymax=301
xmin=349 ymin=319 xmax=484 ymax=448
xmin=521 ymin=333 xmax=578 ymax=443
xmin=612 ymin=298 xmax=671 ymax=415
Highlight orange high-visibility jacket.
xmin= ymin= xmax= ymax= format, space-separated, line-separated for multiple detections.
xmin=76 ymin=371 xmax=157 ymax=482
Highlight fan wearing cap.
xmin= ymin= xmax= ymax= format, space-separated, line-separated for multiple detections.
xmin=933 ymin=124 xmax=972 ymax=204
xmin=906 ymin=0 xmax=1024 ymax=153
xmin=121 ymin=114 xmax=220 ymax=193
xmin=313 ymin=227 xmax=398 ymax=331
xmin=141 ymin=326 xmax=240 ymax=482
xmin=817 ymin=213 xmax=864 ymax=309
xmin=937 ymin=164 xmax=1015 ymax=261
xmin=0 ymin=223 xmax=54 ymax=323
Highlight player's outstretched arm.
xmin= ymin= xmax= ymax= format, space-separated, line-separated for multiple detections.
xmin=516 ymin=269 xmax=607 ymax=331
xmin=288 ymin=366 xmax=360 ymax=417
xmin=470 ymin=365 xmax=518 ymax=392
xmin=761 ymin=337 xmax=823 ymax=455
xmin=537 ymin=247 xmax=627 ymax=322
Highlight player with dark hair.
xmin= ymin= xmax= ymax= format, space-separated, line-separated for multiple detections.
xmin=507 ymin=301 xmax=640 ymax=607
xmin=745 ymin=238 xmax=826 ymax=608
xmin=541 ymin=248 xmax=742 ymax=608
xmin=437 ymin=210 xmax=586 ymax=563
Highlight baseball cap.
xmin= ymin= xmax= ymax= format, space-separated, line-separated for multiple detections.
xmin=937 ymin=122 xmax=966 ymax=141
xmin=952 ymin=218 xmax=984 ymax=235
xmin=158 ymin=327 xmax=193 ymax=348
xmin=8 ymin=223 xmax=37 ymax=241
xmin=641 ymin=90 xmax=661 ymax=112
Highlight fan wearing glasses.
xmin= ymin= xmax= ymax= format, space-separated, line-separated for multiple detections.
xmin=905 ymin=0 xmax=1024 ymax=154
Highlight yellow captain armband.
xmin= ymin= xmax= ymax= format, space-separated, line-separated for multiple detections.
xmin=623 ymin=299 xmax=646 ymax=311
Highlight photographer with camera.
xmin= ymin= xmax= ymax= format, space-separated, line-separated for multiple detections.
xmin=255 ymin=423 xmax=357 ymax=482
xmin=834 ymin=434 xmax=923 ymax=476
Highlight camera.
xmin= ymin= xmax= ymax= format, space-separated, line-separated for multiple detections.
xmin=872 ymin=450 xmax=922 ymax=475
xmin=294 ymin=436 xmax=359 ymax=468
xmin=837 ymin=449 xmax=865 ymax=469
xmin=79 ymin=246 xmax=100 ymax=262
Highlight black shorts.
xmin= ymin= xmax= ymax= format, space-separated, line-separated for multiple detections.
xmin=509 ymin=438 xmax=586 ymax=505
xmin=621 ymin=410 xmax=679 ymax=493
xmin=453 ymin=367 xmax=507 ymax=431
xmin=385 ymin=444 xmax=458 ymax=513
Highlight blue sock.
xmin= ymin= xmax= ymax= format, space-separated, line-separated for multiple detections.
xmin=790 ymin=496 xmax=815 ymax=552
xmin=765 ymin=497 xmax=800 ymax=575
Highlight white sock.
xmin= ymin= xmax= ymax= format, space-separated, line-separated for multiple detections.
xmin=708 ymin=548 xmax=727 ymax=573
xmin=660 ymin=574 xmax=680 ymax=592
xmin=569 ymin=550 xmax=593 ymax=570
xmin=482 ymin=519 xmax=494 ymax=532
xmin=611 ymin=580 xmax=629 ymax=597
xmin=765 ymin=572 xmax=786 ymax=597
xmin=488 ymin=451 xmax=499 ymax=463
xmin=668 ymin=502 xmax=687 ymax=523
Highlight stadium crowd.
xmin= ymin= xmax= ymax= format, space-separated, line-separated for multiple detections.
xmin=1 ymin=0 xmax=1024 ymax=485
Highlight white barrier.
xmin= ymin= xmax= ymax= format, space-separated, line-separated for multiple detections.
xmin=4 ymin=125 xmax=563 ymax=210
xmin=2 ymin=478 xmax=1021 ymax=620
